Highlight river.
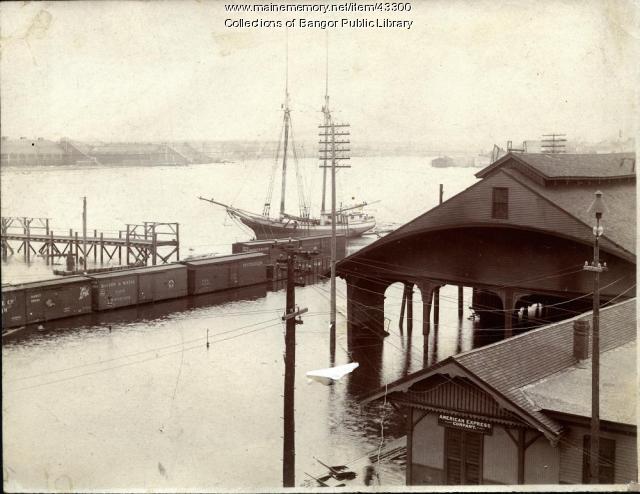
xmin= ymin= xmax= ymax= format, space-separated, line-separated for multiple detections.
xmin=2 ymin=157 xmax=481 ymax=491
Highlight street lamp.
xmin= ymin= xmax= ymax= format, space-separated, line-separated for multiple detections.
xmin=584 ymin=190 xmax=608 ymax=484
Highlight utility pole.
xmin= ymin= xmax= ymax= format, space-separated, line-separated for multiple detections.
xmin=278 ymin=244 xmax=311 ymax=488
xmin=583 ymin=190 xmax=608 ymax=484
xmin=82 ymin=196 xmax=87 ymax=271
xmin=319 ymin=121 xmax=350 ymax=334
xmin=541 ymin=133 xmax=567 ymax=154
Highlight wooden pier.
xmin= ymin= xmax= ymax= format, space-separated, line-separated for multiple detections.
xmin=1 ymin=217 xmax=179 ymax=267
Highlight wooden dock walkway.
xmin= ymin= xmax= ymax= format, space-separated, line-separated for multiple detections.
xmin=1 ymin=217 xmax=179 ymax=266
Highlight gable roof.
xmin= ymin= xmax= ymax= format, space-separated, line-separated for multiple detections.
xmin=337 ymin=164 xmax=635 ymax=271
xmin=476 ymin=152 xmax=636 ymax=181
xmin=362 ymin=298 xmax=636 ymax=441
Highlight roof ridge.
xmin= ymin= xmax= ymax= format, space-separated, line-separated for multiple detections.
xmin=476 ymin=152 xmax=636 ymax=180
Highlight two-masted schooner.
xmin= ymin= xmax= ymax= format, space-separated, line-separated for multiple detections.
xmin=199 ymin=44 xmax=376 ymax=240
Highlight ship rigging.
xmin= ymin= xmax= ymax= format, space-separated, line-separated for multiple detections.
xmin=199 ymin=38 xmax=376 ymax=240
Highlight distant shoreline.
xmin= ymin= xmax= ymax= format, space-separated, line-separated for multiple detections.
xmin=0 ymin=160 xmax=236 ymax=171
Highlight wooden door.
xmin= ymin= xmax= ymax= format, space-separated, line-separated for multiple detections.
xmin=444 ymin=428 xmax=483 ymax=484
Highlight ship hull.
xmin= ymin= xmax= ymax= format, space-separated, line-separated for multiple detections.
xmin=231 ymin=210 xmax=375 ymax=240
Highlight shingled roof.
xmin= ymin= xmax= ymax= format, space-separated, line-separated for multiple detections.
xmin=362 ymin=298 xmax=636 ymax=441
xmin=522 ymin=340 xmax=636 ymax=426
xmin=510 ymin=169 xmax=636 ymax=256
xmin=476 ymin=152 xmax=636 ymax=181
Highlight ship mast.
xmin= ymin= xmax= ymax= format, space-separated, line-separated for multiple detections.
xmin=279 ymin=35 xmax=291 ymax=218
xmin=320 ymin=33 xmax=330 ymax=219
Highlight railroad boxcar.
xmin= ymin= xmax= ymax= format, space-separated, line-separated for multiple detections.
xmin=128 ymin=264 xmax=188 ymax=303
xmin=298 ymin=234 xmax=346 ymax=259
xmin=2 ymin=285 xmax=27 ymax=328
xmin=89 ymin=271 xmax=138 ymax=311
xmin=231 ymin=238 xmax=302 ymax=263
xmin=184 ymin=252 xmax=268 ymax=295
xmin=22 ymin=276 xmax=93 ymax=324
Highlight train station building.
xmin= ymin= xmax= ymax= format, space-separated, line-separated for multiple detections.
xmin=336 ymin=152 xmax=636 ymax=339
xmin=363 ymin=298 xmax=637 ymax=485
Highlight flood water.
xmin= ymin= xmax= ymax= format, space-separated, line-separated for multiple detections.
xmin=2 ymin=158 xmax=481 ymax=491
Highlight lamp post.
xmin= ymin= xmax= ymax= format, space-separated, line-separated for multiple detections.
xmin=584 ymin=190 xmax=607 ymax=484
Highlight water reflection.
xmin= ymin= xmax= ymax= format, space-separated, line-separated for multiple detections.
xmin=2 ymin=159 xmax=487 ymax=490
xmin=188 ymin=283 xmax=268 ymax=309
xmin=2 ymin=284 xmax=269 ymax=346
xmin=3 ymin=274 xmax=551 ymax=490
xmin=346 ymin=330 xmax=384 ymax=398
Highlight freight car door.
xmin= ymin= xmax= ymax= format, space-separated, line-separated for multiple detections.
xmin=229 ymin=264 xmax=240 ymax=287
xmin=138 ymin=274 xmax=154 ymax=303
xmin=25 ymin=290 xmax=46 ymax=324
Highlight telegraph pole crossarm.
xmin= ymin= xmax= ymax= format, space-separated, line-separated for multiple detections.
xmin=282 ymin=307 xmax=308 ymax=321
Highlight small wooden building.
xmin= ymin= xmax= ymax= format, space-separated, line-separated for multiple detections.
xmin=363 ymin=298 xmax=637 ymax=485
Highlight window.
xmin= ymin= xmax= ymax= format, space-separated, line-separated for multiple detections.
xmin=492 ymin=187 xmax=509 ymax=219
xmin=582 ymin=435 xmax=615 ymax=484
xmin=444 ymin=428 xmax=483 ymax=485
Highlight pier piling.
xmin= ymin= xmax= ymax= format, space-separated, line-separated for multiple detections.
xmin=125 ymin=224 xmax=131 ymax=266
xmin=406 ymin=284 xmax=413 ymax=333
xmin=399 ymin=287 xmax=406 ymax=332
xmin=49 ymin=231 xmax=54 ymax=263
xmin=433 ymin=287 xmax=440 ymax=325
xmin=75 ymin=232 xmax=80 ymax=266
xmin=93 ymin=229 xmax=98 ymax=263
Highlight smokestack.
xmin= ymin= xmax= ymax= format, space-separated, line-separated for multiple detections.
xmin=573 ymin=319 xmax=590 ymax=361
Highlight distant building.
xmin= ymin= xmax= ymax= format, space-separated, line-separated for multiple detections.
xmin=0 ymin=138 xmax=214 ymax=166
xmin=431 ymin=156 xmax=455 ymax=168
xmin=363 ymin=298 xmax=637 ymax=486
xmin=0 ymin=137 xmax=71 ymax=166
xmin=84 ymin=142 xmax=185 ymax=166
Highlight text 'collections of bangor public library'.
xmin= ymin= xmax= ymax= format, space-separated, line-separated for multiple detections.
xmin=223 ymin=2 xmax=415 ymax=30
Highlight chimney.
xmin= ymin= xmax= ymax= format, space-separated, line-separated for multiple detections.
xmin=573 ymin=319 xmax=590 ymax=361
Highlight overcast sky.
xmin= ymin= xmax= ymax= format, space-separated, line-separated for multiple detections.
xmin=1 ymin=0 xmax=638 ymax=150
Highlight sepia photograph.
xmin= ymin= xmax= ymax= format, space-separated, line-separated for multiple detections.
xmin=1 ymin=0 xmax=638 ymax=491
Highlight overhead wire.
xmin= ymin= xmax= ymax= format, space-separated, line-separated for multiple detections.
xmin=332 ymin=259 xmax=629 ymax=313
xmin=310 ymin=275 xmax=623 ymax=333
xmin=7 ymin=321 xmax=284 ymax=393
xmin=6 ymin=316 xmax=283 ymax=385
